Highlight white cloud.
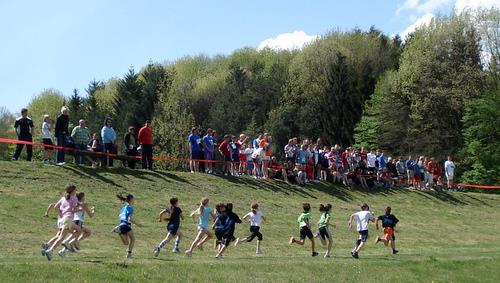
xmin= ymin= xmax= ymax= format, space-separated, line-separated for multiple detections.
xmin=400 ymin=13 xmax=435 ymax=39
xmin=257 ymin=31 xmax=319 ymax=51
xmin=455 ymin=0 xmax=500 ymax=13
xmin=397 ymin=0 xmax=452 ymax=15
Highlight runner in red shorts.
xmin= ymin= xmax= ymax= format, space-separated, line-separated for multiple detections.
xmin=375 ymin=206 xmax=399 ymax=254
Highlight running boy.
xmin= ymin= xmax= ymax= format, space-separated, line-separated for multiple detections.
xmin=375 ymin=206 xmax=399 ymax=254
xmin=215 ymin=203 xmax=241 ymax=258
xmin=289 ymin=203 xmax=318 ymax=257
xmin=154 ymin=197 xmax=183 ymax=257
xmin=348 ymin=203 xmax=374 ymax=259
xmin=114 ymin=193 xmax=143 ymax=259
xmin=235 ymin=203 xmax=266 ymax=254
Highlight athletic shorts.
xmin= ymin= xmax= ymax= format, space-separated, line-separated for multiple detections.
xmin=215 ymin=229 xmax=225 ymax=241
xmin=119 ymin=225 xmax=132 ymax=235
xmin=204 ymin=151 xmax=214 ymax=161
xmin=262 ymin=155 xmax=271 ymax=161
xmin=59 ymin=216 xmax=73 ymax=230
xmin=231 ymin=154 xmax=240 ymax=162
xmin=191 ymin=150 xmax=203 ymax=160
xmin=358 ymin=230 xmax=369 ymax=242
xmin=446 ymin=174 xmax=454 ymax=181
xmin=167 ymin=223 xmax=179 ymax=235
xmin=383 ymin=227 xmax=395 ymax=241
xmin=73 ymin=220 xmax=83 ymax=228
xmin=224 ymin=156 xmax=232 ymax=162
xmin=319 ymin=226 xmax=331 ymax=240
xmin=300 ymin=226 xmax=314 ymax=240
xmin=250 ymin=225 xmax=263 ymax=241
xmin=42 ymin=138 xmax=53 ymax=150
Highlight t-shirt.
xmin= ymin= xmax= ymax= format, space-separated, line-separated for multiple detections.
xmin=167 ymin=206 xmax=182 ymax=226
xmin=57 ymin=196 xmax=78 ymax=218
xmin=318 ymin=212 xmax=330 ymax=228
xmin=119 ymin=203 xmax=134 ymax=226
xmin=218 ymin=140 xmax=230 ymax=157
xmin=14 ymin=116 xmax=34 ymax=137
xmin=188 ymin=133 xmax=201 ymax=152
xmin=214 ymin=212 xmax=228 ymax=231
xmin=367 ymin=153 xmax=377 ymax=168
xmin=203 ymin=135 xmax=214 ymax=152
xmin=198 ymin=207 xmax=212 ymax=229
xmin=353 ymin=210 xmax=374 ymax=231
xmin=41 ymin=122 xmax=51 ymax=139
xmin=297 ymin=212 xmax=312 ymax=228
xmin=243 ymin=211 xmax=263 ymax=227
xmin=377 ymin=214 xmax=399 ymax=228
xmin=230 ymin=141 xmax=241 ymax=156
xmin=297 ymin=149 xmax=308 ymax=164
xmin=444 ymin=161 xmax=455 ymax=176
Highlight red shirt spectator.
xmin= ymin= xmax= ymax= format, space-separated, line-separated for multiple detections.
xmin=218 ymin=140 xmax=230 ymax=157
xmin=138 ymin=125 xmax=153 ymax=145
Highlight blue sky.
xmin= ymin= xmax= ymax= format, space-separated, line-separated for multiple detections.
xmin=0 ymin=0 xmax=494 ymax=114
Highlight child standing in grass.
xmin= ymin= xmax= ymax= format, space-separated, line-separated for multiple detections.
xmin=185 ymin=197 xmax=216 ymax=257
xmin=154 ymin=197 xmax=183 ymax=257
xmin=289 ymin=203 xmax=318 ymax=257
xmin=42 ymin=184 xmax=78 ymax=261
xmin=317 ymin=204 xmax=335 ymax=258
xmin=375 ymin=206 xmax=399 ymax=254
xmin=114 ymin=193 xmax=142 ymax=259
xmin=348 ymin=203 xmax=374 ymax=259
xmin=235 ymin=203 xmax=266 ymax=254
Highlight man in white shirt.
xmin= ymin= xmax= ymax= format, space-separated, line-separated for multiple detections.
xmin=348 ymin=203 xmax=375 ymax=258
xmin=367 ymin=149 xmax=377 ymax=174
xmin=444 ymin=156 xmax=456 ymax=189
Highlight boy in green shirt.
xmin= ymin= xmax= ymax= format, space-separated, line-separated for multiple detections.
xmin=289 ymin=203 xmax=318 ymax=256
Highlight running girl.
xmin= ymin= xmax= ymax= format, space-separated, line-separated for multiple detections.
xmin=42 ymin=184 xmax=78 ymax=261
xmin=317 ymin=204 xmax=335 ymax=258
xmin=114 ymin=193 xmax=143 ymax=259
xmin=235 ymin=203 xmax=266 ymax=254
xmin=348 ymin=203 xmax=375 ymax=259
xmin=185 ymin=197 xmax=216 ymax=257
xmin=375 ymin=206 xmax=399 ymax=254
xmin=289 ymin=203 xmax=318 ymax=257
xmin=59 ymin=192 xmax=95 ymax=257
xmin=154 ymin=197 xmax=183 ymax=257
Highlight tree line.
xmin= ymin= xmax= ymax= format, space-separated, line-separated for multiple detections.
xmin=2 ymin=8 xmax=498 ymax=185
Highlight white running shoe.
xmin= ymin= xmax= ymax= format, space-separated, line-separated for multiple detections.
xmin=126 ymin=252 xmax=133 ymax=259
xmin=153 ymin=247 xmax=160 ymax=257
xmin=256 ymin=249 xmax=262 ymax=254
xmin=172 ymin=248 xmax=180 ymax=254
xmin=58 ymin=249 xmax=66 ymax=258
xmin=324 ymin=253 xmax=331 ymax=258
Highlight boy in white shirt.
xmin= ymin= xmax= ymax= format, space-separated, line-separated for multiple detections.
xmin=348 ymin=203 xmax=375 ymax=258
xmin=235 ymin=203 xmax=266 ymax=254
xmin=444 ymin=156 xmax=456 ymax=189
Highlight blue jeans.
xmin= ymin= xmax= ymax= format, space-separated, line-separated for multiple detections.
xmin=56 ymin=135 xmax=66 ymax=163
xmin=75 ymin=143 xmax=87 ymax=164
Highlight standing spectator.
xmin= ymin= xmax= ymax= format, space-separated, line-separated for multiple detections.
xmin=366 ymin=149 xmax=377 ymax=174
xmin=138 ymin=121 xmax=153 ymax=170
xmin=203 ymin=128 xmax=215 ymax=174
xmin=444 ymin=156 xmax=455 ymax=189
xmin=41 ymin=114 xmax=54 ymax=164
xmin=188 ymin=127 xmax=202 ymax=173
xmin=101 ymin=118 xmax=116 ymax=167
xmin=405 ymin=156 xmax=414 ymax=187
xmin=395 ymin=157 xmax=405 ymax=178
xmin=54 ymin=106 xmax=70 ymax=165
xmin=229 ymin=135 xmax=241 ymax=176
xmin=88 ymin=133 xmax=102 ymax=167
xmin=71 ymin=119 xmax=90 ymax=165
xmin=284 ymin=139 xmax=296 ymax=163
xmin=12 ymin=108 xmax=34 ymax=161
xmin=124 ymin=126 xmax=138 ymax=169
xmin=218 ymin=134 xmax=231 ymax=175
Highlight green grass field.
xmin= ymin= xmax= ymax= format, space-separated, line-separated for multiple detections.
xmin=1 ymin=161 xmax=499 ymax=282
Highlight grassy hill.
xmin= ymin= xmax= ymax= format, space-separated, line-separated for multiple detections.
xmin=1 ymin=161 xmax=499 ymax=282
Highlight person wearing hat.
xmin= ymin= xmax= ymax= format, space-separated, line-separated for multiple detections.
xmin=12 ymin=108 xmax=34 ymax=161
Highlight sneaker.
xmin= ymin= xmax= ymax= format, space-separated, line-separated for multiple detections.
xmin=185 ymin=250 xmax=192 ymax=257
xmin=58 ymin=249 xmax=66 ymax=258
xmin=61 ymin=241 xmax=70 ymax=250
xmin=375 ymin=237 xmax=380 ymax=244
xmin=41 ymin=243 xmax=49 ymax=256
xmin=126 ymin=252 xmax=133 ymax=259
xmin=352 ymin=251 xmax=359 ymax=259
xmin=256 ymin=249 xmax=262 ymax=254
xmin=312 ymin=252 xmax=319 ymax=257
xmin=393 ymin=249 xmax=399 ymax=255
xmin=45 ymin=250 xmax=53 ymax=261
xmin=172 ymin=248 xmax=180 ymax=254
xmin=74 ymin=240 xmax=80 ymax=251
xmin=56 ymin=162 xmax=66 ymax=166
xmin=153 ymin=247 xmax=160 ymax=257
xmin=324 ymin=253 xmax=331 ymax=258
xmin=288 ymin=237 xmax=295 ymax=245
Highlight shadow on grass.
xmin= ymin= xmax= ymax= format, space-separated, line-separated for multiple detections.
xmin=62 ymin=166 xmax=124 ymax=188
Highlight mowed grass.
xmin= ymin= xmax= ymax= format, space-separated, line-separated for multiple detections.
xmin=0 ymin=161 xmax=499 ymax=282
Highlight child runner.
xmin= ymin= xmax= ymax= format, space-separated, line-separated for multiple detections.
xmin=348 ymin=203 xmax=375 ymax=259
xmin=154 ymin=197 xmax=183 ymax=257
xmin=59 ymin=192 xmax=95 ymax=257
xmin=114 ymin=193 xmax=143 ymax=259
xmin=215 ymin=203 xmax=241 ymax=259
xmin=212 ymin=203 xmax=227 ymax=253
xmin=375 ymin=206 xmax=399 ymax=254
xmin=235 ymin=203 xmax=266 ymax=254
xmin=317 ymin=204 xmax=335 ymax=258
xmin=185 ymin=197 xmax=216 ymax=257
xmin=42 ymin=184 xmax=78 ymax=261
xmin=289 ymin=203 xmax=318 ymax=257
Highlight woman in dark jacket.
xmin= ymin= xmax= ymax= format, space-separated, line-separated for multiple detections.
xmin=123 ymin=126 xmax=138 ymax=169
xmin=54 ymin=106 xmax=69 ymax=165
